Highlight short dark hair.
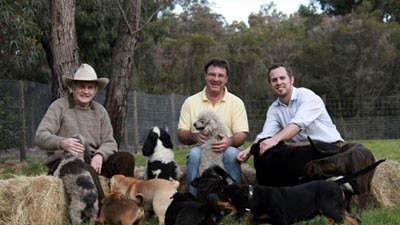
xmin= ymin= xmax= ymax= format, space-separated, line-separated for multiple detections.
xmin=204 ymin=58 xmax=230 ymax=76
xmin=267 ymin=63 xmax=293 ymax=83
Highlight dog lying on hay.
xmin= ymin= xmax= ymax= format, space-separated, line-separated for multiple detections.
xmin=303 ymin=143 xmax=377 ymax=213
xmin=95 ymin=191 xmax=145 ymax=225
xmin=142 ymin=126 xmax=182 ymax=180
xmin=193 ymin=111 xmax=228 ymax=175
xmin=217 ymin=159 xmax=386 ymax=225
xmin=165 ymin=192 xmax=223 ymax=225
xmin=250 ymin=137 xmax=342 ymax=187
xmin=54 ymin=134 xmax=98 ymax=225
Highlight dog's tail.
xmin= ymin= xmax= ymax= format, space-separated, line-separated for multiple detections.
xmin=333 ymin=159 xmax=386 ymax=186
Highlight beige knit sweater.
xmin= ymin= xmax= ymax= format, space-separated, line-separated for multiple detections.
xmin=35 ymin=95 xmax=117 ymax=162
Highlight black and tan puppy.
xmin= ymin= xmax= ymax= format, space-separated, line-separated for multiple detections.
xmin=218 ymin=159 xmax=385 ymax=225
xmin=191 ymin=165 xmax=235 ymax=202
xmin=303 ymin=143 xmax=377 ymax=213
xmin=95 ymin=192 xmax=145 ymax=225
xmin=165 ymin=192 xmax=222 ymax=225
xmin=250 ymin=137 xmax=342 ymax=187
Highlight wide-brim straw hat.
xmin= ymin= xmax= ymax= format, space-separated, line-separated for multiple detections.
xmin=62 ymin=63 xmax=109 ymax=90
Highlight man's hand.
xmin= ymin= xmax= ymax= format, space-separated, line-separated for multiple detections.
xmin=59 ymin=138 xmax=84 ymax=154
xmin=259 ymin=138 xmax=279 ymax=155
xmin=91 ymin=154 xmax=103 ymax=174
xmin=211 ymin=134 xmax=231 ymax=153
xmin=237 ymin=148 xmax=250 ymax=162
xmin=194 ymin=132 xmax=208 ymax=145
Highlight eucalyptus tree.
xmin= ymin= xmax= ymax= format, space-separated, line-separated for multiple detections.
xmin=132 ymin=1 xmax=227 ymax=95
xmin=0 ymin=0 xmax=48 ymax=83
xmin=316 ymin=0 xmax=400 ymax=22
xmin=296 ymin=14 xmax=399 ymax=119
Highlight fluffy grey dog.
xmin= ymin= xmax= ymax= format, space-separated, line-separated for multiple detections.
xmin=54 ymin=134 xmax=98 ymax=225
xmin=193 ymin=111 xmax=228 ymax=175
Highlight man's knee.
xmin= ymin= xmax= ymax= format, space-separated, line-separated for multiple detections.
xmin=223 ymin=147 xmax=240 ymax=163
xmin=187 ymin=146 xmax=202 ymax=161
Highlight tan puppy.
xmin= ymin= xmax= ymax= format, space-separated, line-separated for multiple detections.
xmin=95 ymin=192 xmax=145 ymax=225
xmin=110 ymin=175 xmax=179 ymax=225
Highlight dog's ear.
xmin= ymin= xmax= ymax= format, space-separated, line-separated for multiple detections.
xmin=135 ymin=193 xmax=145 ymax=207
xmin=212 ymin=165 xmax=236 ymax=184
xmin=159 ymin=128 xmax=173 ymax=149
xmin=142 ymin=129 xmax=158 ymax=156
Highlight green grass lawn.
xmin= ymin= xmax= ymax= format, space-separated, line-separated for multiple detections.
xmin=1 ymin=139 xmax=400 ymax=225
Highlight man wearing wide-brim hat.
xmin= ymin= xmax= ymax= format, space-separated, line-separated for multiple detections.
xmin=35 ymin=63 xmax=135 ymax=202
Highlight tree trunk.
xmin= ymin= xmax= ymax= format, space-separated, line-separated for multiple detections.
xmin=49 ymin=0 xmax=80 ymax=99
xmin=105 ymin=0 xmax=141 ymax=147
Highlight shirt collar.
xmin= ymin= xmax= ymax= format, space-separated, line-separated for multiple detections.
xmin=274 ymin=86 xmax=298 ymax=106
xmin=201 ymin=86 xmax=228 ymax=103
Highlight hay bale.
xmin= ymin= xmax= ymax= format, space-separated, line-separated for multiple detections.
xmin=0 ymin=174 xmax=111 ymax=225
xmin=369 ymin=160 xmax=400 ymax=208
xmin=0 ymin=175 xmax=67 ymax=225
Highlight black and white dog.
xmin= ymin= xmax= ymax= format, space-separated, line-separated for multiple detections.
xmin=142 ymin=126 xmax=182 ymax=180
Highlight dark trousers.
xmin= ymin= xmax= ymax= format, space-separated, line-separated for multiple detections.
xmin=46 ymin=152 xmax=135 ymax=202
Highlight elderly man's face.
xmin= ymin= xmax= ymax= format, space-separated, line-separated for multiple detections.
xmin=72 ymin=81 xmax=97 ymax=107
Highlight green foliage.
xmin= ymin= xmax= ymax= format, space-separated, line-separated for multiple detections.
xmin=0 ymin=0 xmax=49 ymax=82
xmin=76 ymin=0 xmax=121 ymax=78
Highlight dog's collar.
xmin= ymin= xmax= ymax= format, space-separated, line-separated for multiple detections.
xmin=246 ymin=185 xmax=254 ymax=212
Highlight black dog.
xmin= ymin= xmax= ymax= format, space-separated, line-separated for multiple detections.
xmin=165 ymin=192 xmax=222 ymax=225
xmin=250 ymin=137 xmax=341 ymax=186
xmin=217 ymin=159 xmax=386 ymax=225
xmin=142 ymin=126 xmax=181 ymax=180
xmin=191 ymin=165 xmax=235 ymax=202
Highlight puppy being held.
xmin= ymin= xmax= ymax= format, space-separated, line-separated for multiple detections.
xmin=95 ymin=192 xmax=145 ymax=225
xmin=142 ymin=126 xmax=182 ymax=180
xmin=110 ymin=174 xmax=179 ymax=225
xmin=217 ymin=159 xmax=385 ymax=225
xmin=54 ymin=134 xmax=98 ymax=225
xmin=193 ymin=110 xmax=228 ymax=175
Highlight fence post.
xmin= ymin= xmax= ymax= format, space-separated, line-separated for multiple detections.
xmin=170 ymin=93 xmax=177 ymax=144
xmin=133 ymin=91 xmax=139 ymax=152
xmin=18 ymin=80 xmax=27 ymax=162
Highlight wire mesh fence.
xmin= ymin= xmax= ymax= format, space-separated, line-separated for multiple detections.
xmin=0 ymin=80 xmax=399 ymax=154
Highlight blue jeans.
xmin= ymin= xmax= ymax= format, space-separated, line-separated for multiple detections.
xmin=186 ymin=146 xmax=241 ymax=196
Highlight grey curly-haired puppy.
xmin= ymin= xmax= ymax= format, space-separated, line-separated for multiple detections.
xmin=54 ymin=134 xmax=98 ymax=225
xmin=193 ymin=111 xmax=228 ymax=175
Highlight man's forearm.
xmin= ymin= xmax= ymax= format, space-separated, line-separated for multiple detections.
xmin=229 ymin=132 xmax=247 ymax=147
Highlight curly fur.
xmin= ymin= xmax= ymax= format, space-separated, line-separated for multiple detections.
xmin=54 ymin=134 xmax=98 ymax=225
xmin=193 ymin=111 xmax=228 ymax=175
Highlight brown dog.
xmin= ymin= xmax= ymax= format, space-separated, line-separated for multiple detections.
xmin=95 ymin=192 xmax=144 ymax=225
xmin=303 ymin=143 xmax=377 ymax=213
xmin=110 ymin=175 xmax=179 ymax=225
